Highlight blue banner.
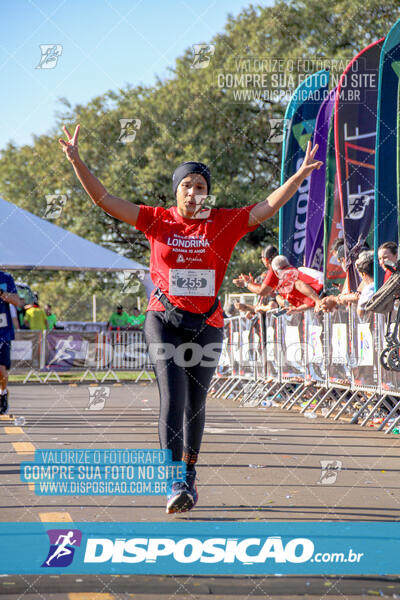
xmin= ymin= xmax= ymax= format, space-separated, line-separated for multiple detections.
xmin=1 ymin=522 xmax=400 ymax=574
xmin=335 ymin=37 xmax=384 ymax=291
xmin=374 ymin=18 xmax=400 ymax=287
xmin=279 ymin=70 xmax=329 ymax=266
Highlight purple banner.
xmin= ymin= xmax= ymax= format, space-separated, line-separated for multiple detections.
xmin=279 ymin=70 xmax=330 ymax=266
xmin=304 ymin=88 xmax=337 ymax=270
xmin=45 ymin=332 xmax=97 ymax=370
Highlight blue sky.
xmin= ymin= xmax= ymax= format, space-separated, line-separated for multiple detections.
xmin=0 ymin=0 xmax=273 ymax=149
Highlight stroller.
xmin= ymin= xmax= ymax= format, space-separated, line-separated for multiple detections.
xmin=365 ymin=262 xmax=400 ymax=370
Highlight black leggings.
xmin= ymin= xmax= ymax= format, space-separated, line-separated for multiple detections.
xmin=144 ymin=311 xmax=223 ymax=462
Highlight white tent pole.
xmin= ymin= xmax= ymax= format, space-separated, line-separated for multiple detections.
xmin=92 ymin=294 xmax=97 ymax=323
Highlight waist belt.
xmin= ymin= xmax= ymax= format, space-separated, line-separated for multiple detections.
xmin=154 ymin=287 xmax=220 ymax=329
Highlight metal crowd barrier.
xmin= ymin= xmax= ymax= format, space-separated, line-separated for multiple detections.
xmin=10 ymin=329 xmax=153 ymax=384
xmin=210 ymin=307 xmax=400 ymax=434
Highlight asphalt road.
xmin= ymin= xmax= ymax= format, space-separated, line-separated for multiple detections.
xmin=0 ymin=381 xmax=399 ymax=598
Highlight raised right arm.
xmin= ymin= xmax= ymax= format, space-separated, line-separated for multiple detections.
xmin=59 ymin=125 xmax=140 ymax=226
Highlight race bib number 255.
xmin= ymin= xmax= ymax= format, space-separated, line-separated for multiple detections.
xmin=169 ymin=269 xmax=215 ymax=296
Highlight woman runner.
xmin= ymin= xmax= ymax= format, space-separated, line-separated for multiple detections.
xmin=59 ymin=124 xmax=322 ymax=513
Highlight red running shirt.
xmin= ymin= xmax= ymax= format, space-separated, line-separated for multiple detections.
xmin=262 ymin=267 xmax=279 ymax=290
xmin=279 ymin=270 xmax=323 ymax=308
xmin=135 ymin=204 xmax=258 ymax=327
xmin=384 ymin=269 xmax=392 ymax=283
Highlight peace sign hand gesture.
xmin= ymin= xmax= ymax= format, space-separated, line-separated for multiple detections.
xmin=59 ymin=124 xmax=80 ymax=164
xmin=298 ymin=140 xmax=323 ymax=178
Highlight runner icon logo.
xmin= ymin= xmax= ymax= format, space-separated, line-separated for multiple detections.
xmin=318 ymin=460 xmax=342 ymax=485
xmin=41 ymin=529 xmax=82 ymax=568
xmin=44 ymin=194 xmax=67 ymax=219
xmin=267 ymin=118 xmax=286 ymax=143
xmin=87 ymin=386 xmax=110 ymax=411
xmin=117 ymin=119 xmax=141 ymax=144
xmin=346 ymin=194 xmax=372 ymax=220
xmin=190 ymin=44 xmax=215 ymax=69
xmin=36 ymin=45 xmax=63 ymax=69
xmin=121 ymin=270 xmax=145 ymax=294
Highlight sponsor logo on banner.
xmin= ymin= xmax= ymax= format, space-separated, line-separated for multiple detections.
xmin=47 ymin=335 xmax=88 ymax=367
xmin=42 ymin=529 xmax=82 ymax=568
xmin=346 ymin=193 xmax=373 ymax=220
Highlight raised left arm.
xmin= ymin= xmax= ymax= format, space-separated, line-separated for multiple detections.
xmin=248 ymin=141 xmax=323 ymax=227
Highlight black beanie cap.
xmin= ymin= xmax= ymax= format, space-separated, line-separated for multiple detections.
xmin=172 ymin=161 xmax=211 ymax=196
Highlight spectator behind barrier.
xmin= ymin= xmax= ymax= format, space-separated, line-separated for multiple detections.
xmin=233 ymin=244 xmax=279 ymax=299
xmin=128 ymin=306 xmax=146 ymax=330
xmin=45 ymin=304 xmax=57 ymax=330
xmin=355 ymin=251 xmax=375 ymax=319
xmin=334 ymin=244 xmax=367 ymax=307
xmin=24 ymin=295 xmax=48 ymax=331
xmin=270 ymin=255 xmax=322 ymax=314
xmin=378 ymin=241 xmax=398 ymax=283
xmin=232 ymin=244 xmax=279 ymax=318
xmin=320 ymin=243 xmax=368 ymax=312
xmin=107 ymin=304 xmax=131 ymax=329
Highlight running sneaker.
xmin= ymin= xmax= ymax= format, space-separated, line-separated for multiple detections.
xmin=166 ymin=479 xmax=198 ymax=514
xmin=0 ymin=392 xmax=8 ymax=415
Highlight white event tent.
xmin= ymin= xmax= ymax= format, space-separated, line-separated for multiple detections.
xmin=0 ymin=196 xmax=153 ymax=298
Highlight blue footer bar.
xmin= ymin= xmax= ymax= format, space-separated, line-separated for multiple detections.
xmin=1 ymin=522 xmax=399 ymax=575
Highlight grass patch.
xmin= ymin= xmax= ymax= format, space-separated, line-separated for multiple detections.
xmin=9 ymin=370 xmax=155 ymax=384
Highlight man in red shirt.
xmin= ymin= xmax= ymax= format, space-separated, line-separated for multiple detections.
xmin=232 ymin=244 xmax=279 ymax=316
xmin=234 ymin=244 xmax=279 ymax=296
xmin=270 ymin=255 xmax=323 ymax=313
